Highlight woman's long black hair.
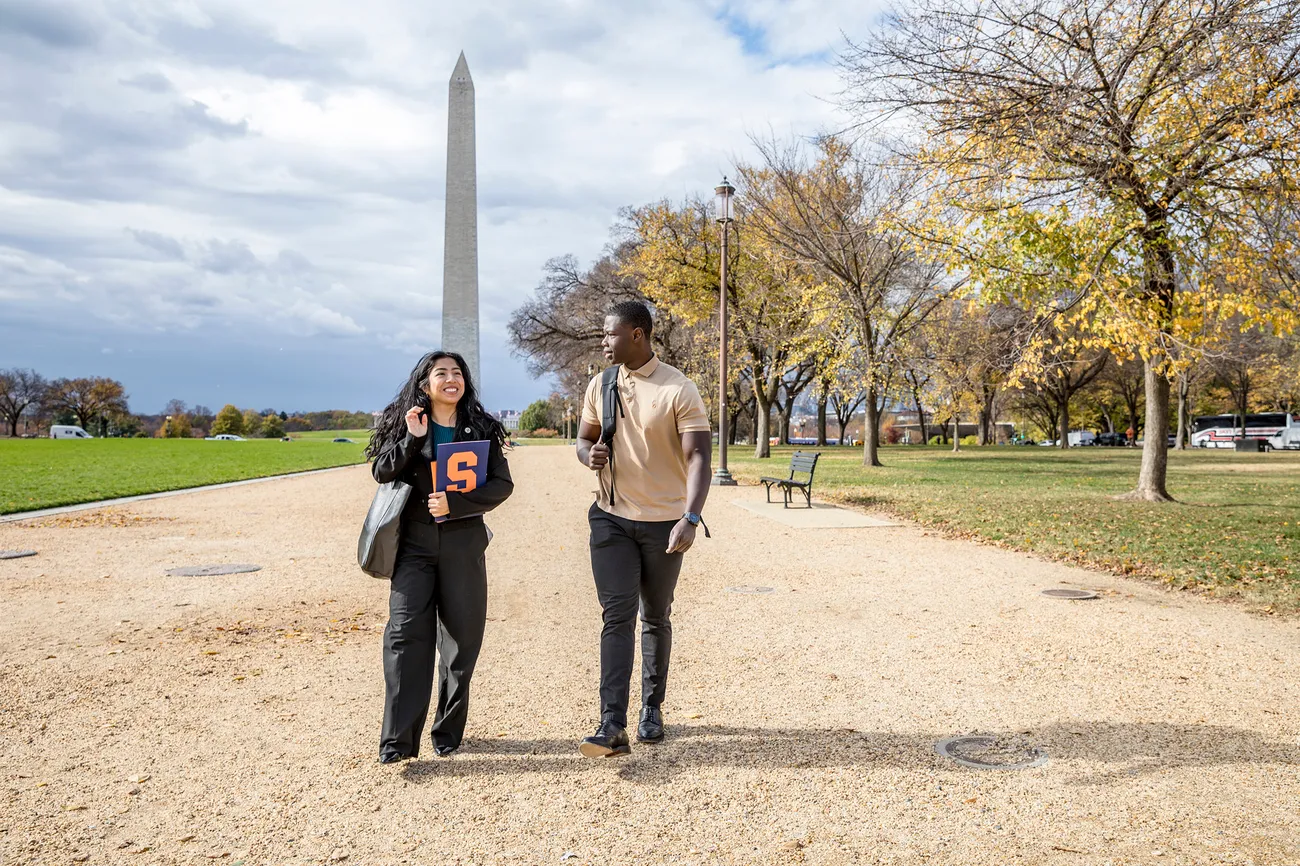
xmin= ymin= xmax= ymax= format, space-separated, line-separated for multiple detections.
xmin=366 ymin=350 xmax=508 ymax=460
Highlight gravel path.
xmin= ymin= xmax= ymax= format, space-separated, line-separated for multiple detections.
xmin=2 ymin=448 xmax=1296 ymax=865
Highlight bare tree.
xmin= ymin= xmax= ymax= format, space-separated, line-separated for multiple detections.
xmin=0 ymin=368 xmax=48 ymax=437
xmin=741 ymin=137 xmax=953 ymax=466
xmin=46 ymin=378 xmax=130 ymax=433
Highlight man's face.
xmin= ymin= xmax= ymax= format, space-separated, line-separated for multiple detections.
xmin=601 ymin=315 xmax=640 ymax=365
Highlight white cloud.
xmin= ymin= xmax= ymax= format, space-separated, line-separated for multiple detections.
xmin=0 ymin=0 xmax=884 ymax=411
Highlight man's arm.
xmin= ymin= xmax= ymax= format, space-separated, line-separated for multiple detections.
xmin=576 ymin=421 xmax=608 ymax=470
xmin=666 ymin=430 xmax=712 ymax=553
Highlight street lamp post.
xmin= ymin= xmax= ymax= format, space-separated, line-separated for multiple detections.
xmin=713 ymin=177 xmax=737 ymax=486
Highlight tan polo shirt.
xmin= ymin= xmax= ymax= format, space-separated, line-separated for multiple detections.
xmin=581 ymin=356 xmax=711 ymax=522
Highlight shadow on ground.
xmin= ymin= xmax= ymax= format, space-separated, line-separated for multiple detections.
xmin=399 ymin=721 xmax=1297 ymax=784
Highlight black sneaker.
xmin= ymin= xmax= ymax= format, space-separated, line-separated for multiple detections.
xmin=578 ymin=720 xmax=632 ymax=758
xmin=636 ymin=706 xmax=664 ymax=743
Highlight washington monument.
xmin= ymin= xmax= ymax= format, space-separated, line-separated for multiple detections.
xmin=441 ymin=51 xmax=479 ymax=383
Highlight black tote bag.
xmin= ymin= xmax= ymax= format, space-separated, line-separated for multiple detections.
xmin=357 ymin=480 xmax=412 ymax=579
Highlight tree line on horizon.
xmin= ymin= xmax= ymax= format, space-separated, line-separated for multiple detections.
xmin=0 ymin=369 xmax=373 ymax=439
xmin=509 ymin=0 xmax=1300 ymax=502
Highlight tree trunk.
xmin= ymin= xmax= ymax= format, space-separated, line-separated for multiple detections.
xmin=952 ymin=410 xmax=961 ymax=453
xmin=1128 ymin=359 xmax=1174 ymax=501
xmin=754 ymin=399 xmax=772 ymax=459
xmin=816 ymin=390 xmax=828 ymax=446
xmin=863 ymin=386 xmax=882 ymax=466
xmin=913 ymin=390 xmax=927 ymax=443
xmin=1175 ymin=375 xmax=1189 ymax=451
xmin=1058 ymin=399 xmax=1070 ymax=450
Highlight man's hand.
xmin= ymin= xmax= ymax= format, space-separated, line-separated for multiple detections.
xmin=666 ymin=518 xmax=696 ymax=554
xmin=587 ymin=441 xmax=610 ymax=471
xmin=428 ymin=492 xmax=449 ymax=518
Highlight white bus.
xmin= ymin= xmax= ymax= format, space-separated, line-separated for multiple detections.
xmin=1190 ymin=413 xmax=1300 ymax=450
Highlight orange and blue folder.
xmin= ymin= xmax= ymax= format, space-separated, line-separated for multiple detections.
xmin=432 ymin=440 xmax=490 ymax=523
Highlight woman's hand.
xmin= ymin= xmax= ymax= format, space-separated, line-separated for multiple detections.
xmin=405 ymin=406 xmax=428 ymax=438
xmin=428 ymin=492 xmax=450 ymax=518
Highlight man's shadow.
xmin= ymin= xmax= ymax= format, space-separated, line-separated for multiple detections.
xmin=401 ymin=720 xmax=1298 ymax=785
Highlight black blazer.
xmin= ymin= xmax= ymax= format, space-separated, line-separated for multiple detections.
xmin=371 ymin=425 xmax=514 ymax=522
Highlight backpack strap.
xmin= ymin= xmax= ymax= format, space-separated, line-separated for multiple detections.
xmin=600 ymin=365 xmax=624 ymax=505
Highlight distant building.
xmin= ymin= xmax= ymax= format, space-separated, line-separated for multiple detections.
xmin=497 ymin=410 xmax=522 ymax=432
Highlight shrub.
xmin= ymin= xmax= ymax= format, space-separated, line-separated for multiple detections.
xmin=928 ymin=435 xmax=943 ymax=445
xmin=518 ymin=399 xmax=555 ymax=433
xmin=961 ymin=435 xmax=979 ymax=446
xmin=210 ymin=404 xmax=244 ymax=437
xmin=884 ymin=425 xmax=903 ymax=444
xmin=261 ymin=414 xmax=285 ymax=438
xmin=531 ymin=427 xmax=559 ymax=438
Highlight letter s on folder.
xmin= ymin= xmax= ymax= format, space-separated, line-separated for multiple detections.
xmin=446 ymin=452 xmax=479 ymax=492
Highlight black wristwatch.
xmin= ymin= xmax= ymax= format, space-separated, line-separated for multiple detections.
xmin=682 ymin=512 xmax=710 ymax=538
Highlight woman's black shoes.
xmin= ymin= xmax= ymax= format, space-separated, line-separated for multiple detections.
xmin=579 ymin=721 xmax=631 ymax=757
xmin=636 ymin=706 xmax=664 ymax=743
xmin=434 ymin=744 xmax=458 ymax=757
xmin=378 ymin=752 xmax=410 ymax=765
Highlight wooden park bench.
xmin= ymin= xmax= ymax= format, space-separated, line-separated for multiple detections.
xmin=759 ymin=451 xmax=821 ymax=508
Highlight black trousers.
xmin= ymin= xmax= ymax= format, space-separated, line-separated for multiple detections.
xmin=380 ymin=517 xmax=489 ymax=759
xmin=589 ymin=503 xmax=685 ymax=729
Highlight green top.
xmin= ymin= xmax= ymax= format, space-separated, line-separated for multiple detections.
xmin=432 ymin=423 xmax=455 ymax=447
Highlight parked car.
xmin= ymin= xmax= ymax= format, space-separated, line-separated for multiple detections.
xmin=50 ymin=425 xmax=93 ymax=439
xmin=205 ymin=434 xmax=245 ymax=441
xmin=332 ymin=437 xmax=355 ymax=443
xmin=1068 ymin=430 xmax=1097 ymax=447
xmin=1038 ymin=439 xmax=1059 ymax=447
xmin=1096 ymin=432 xmax=1128 ymax=447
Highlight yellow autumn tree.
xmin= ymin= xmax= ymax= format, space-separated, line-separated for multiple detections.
xmin=844 ymin=0 xmax=1300 ymax=499
xmin=622 ymin=197 xmax=829 ymax=458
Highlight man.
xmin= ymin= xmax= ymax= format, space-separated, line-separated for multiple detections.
xmin=575 ymin=300 xmax=713 ymax=757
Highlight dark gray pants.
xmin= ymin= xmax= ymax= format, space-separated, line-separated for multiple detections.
xmin=589 ymin=503 xmax=685 ymax=729
xmin=380 ymin=518 xmax=489 ymax=759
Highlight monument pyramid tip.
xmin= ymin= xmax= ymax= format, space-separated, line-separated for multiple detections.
xmin=452 ymin=51 xmax=471 ymax=79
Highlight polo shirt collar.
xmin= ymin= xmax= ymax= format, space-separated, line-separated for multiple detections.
xmin=624 ymin=355 xmax=660 ymax=378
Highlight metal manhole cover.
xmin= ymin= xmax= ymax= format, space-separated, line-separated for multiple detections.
xmin=1041 ymin=588 xmax=1099 ymax=600
xmin=936 ymin=735 xmax=1048 ymax=770
xmin=726 ymin=585 xmax=775 ymax=594
xmin=0 ymin=550 xmax=38 ymax=560
xmin=165 ymin=564 xmax=262 ymax=577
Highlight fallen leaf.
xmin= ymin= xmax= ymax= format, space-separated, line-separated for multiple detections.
xmin=179 ymin=835 xmax=196 ymax=843
xmin=964 ymin=797 xmax=978 ymax=804
xmin=127 ymin=774 xmax=150 ymax=783
xmin=202 ymin=650 xmax=220 ymax=656
xmin=73 ymin=855 xmax=89 ymax=863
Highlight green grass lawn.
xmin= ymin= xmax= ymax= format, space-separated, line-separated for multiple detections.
xmin=0 ymin=438 xmax=368 ymax=514
xmin=289 ymin=428 xmax=373 ymax=441
xmin=728 ymin=445 xmax=1300 ymax=613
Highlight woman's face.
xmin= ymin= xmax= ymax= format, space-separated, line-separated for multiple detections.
xmin=426 ymin=357 xmax=465 ymax=409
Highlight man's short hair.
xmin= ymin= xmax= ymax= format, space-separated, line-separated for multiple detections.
xmin=609 ymin=300 xmax=654 ymax=338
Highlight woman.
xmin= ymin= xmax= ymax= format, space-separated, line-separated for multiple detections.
xmin=366 ymin=351 xmax=513 ymax=762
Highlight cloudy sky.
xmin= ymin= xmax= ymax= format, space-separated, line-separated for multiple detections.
xmin=0 ymin=0 xmax=878 ymax=415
